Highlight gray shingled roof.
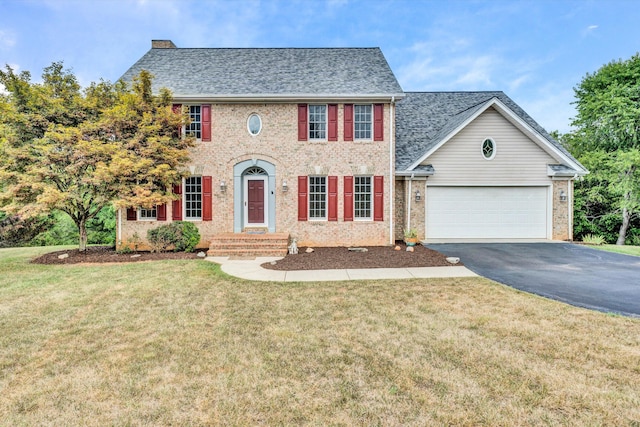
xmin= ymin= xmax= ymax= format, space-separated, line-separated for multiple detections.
xmin=120 ymin=47 xmax=403 ymax=98
xmin=395 ymin=91 xmax=586 ymax=172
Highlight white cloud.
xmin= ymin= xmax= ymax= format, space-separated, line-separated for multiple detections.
xmin=518 ymin=86 xmax=576 ymax=134
xmin=0 ymin=29 xmax=16 ymax=50
xmin=587 ymin=25 xmax=598 ymax=31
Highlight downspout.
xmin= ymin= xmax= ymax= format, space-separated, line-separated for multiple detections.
xmin=570 ymin=174 xmax=577 ymax=241
xmin=389 ymin=96 xmax=395 ymax=245
xmin=117 ymin=207 xmax=122 ymax=246
xmin=407 ymin=177 xmax=412 ymax=233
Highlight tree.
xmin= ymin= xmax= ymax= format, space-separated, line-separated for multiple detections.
xmin=571 ymin=54 xmax=640 ymax=244
xmin=0 ymin=64 xmax=194 ymax=250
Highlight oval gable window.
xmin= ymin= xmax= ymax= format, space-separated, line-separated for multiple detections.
xmin=481 ymin=138 xmax=496 ymax=160
xmin=247 ymin=114 xmax=262 ymax=136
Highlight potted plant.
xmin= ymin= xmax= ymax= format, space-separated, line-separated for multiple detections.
xmin=403 ymin=228 xmax=419 ymax=246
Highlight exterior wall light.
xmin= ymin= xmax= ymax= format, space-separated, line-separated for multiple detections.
xmin=415 ymin=189 xmax=421 ymax=202
xmin=220 ymin=180 xmax=226 ymax=192
xmin=282 ymin=179 xmax=288 ymax=192
xmin=559 ymin=190 xmax=567 ymax=202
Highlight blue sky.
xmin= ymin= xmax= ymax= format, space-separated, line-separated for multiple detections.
xmin=1 ymin=0 xmax=639 ymax=133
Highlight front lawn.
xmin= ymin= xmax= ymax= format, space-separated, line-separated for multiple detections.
xmin=1 ymin=246 xmax=639 ymax=425
xmin=593 ymin=244 xmax=640 ymax=257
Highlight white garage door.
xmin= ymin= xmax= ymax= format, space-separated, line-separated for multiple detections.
xmin=426 ymin=187 xmax=548 ymax=239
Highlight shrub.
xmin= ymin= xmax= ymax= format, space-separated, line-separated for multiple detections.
xmin=582 ymin=234 xmax=606 ymax=245
xmin=174 ymin=221 xmax=200 ymax=252
xmin=146 ymin=222 xmax=201 ymax=253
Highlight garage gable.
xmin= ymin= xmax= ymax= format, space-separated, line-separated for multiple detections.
xmin=424 ymin=107 xmax=557 ymax=185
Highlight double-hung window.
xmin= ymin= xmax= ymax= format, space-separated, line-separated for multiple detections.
xmin=186 ymin=105 xmax=202 ymax=139
xmin=308 ymin=176 xmax=327 ymax=220
xmin=354 ymin=176 xmax=372 ymax=220
xmin=185 ymin=176 xmax=202 ymax=220
xmin=139 ymin=206 xmax=157 ymax=220
xmin=354 ymin=105 xmax=372 ymax=140
xmin=308 ymin=105 xmax=326 ymax=140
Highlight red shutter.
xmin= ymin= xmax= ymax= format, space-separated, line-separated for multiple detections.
xmin=344 ymin=104 xmax=353 ymax=141
xmin=172 ymin=104 xmax=182 ymax=137
xmin=201 ymin=104 xmax=211 ymax=142
xmin=126 ymin=208 xmax=137 ymax=221
xmin=344 ymin=176 xmax=353 ymax=221
xmin=374 ymin=103 xmax=384 ymax=141
xmin=298 ymin=176 xmax=308 ymax=221
xmin=328 ymin=104 xmax=338 ymax=141
xmin=172 ymin=183 xmax=182 ymax=220
xmin=202 ymin=176 xmax=212 ymax=221
xmin=157 ymin=204 xmax=167 ymax=221
xmin=374 ymin=175 xmax=384 ymax=221
xmin=298 ymin=104 xmax=308 ymax=141
xmin=328 ymin=176 xmax=337 ymax=221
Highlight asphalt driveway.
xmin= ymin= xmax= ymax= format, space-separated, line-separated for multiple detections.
xmin=427 ymin=242 xmax=640 ymax=317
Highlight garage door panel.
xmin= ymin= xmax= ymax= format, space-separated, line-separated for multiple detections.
xmin=426 ymin=187 xmax=547 ymax=239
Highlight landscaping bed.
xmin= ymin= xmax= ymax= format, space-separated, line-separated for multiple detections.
xmin=262 ymin=243 xmax=455 ymax=270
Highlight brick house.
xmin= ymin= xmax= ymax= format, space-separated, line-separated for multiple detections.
xmin=117 ymin=40 xmax=587 ymax=255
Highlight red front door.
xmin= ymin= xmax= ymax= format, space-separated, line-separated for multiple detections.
xmin=247 ymin=179 xmax=265 ymax=224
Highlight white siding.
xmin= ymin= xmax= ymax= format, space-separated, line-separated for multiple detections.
xmin=424 ymin=108 xmax=557 ymax=186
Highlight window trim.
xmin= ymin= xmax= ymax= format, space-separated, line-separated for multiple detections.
xmin=353 ymin=175 xmax=373 ymax=221
xmin=481 ymin=137 xmax=496 ymax=160
xmin=185 ymin=105 xmax=202 ymax=140
xmin=184 ymin=176 xmax=203 ymax=221
xmin=138 ymin=206 xmax=157 ymax=221
xmin=308 ymin=176 xmax=328 ymax=221
xmin=247 ymin=113 xmax=262 ymax=136
xmin=308 ymin=104 xmax=327 ymax=141
xmin=354 ymin=104 xmax=373 ymax=141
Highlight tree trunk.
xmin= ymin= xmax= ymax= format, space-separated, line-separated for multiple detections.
xmin=616 ymin=206 xmax=630 ymax=245
xmin=78 ymin=219 xmax=88 ymax=251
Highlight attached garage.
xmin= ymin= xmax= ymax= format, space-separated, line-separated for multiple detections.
xmin=426 ymin=186 xmax=548 ymax=239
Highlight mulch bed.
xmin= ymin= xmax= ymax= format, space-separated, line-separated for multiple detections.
xmin=31 ymin=243 xmax=456 ymax=270
xmin=32 ymin=246 xmax=199 ymax=265
xmin=262 ymin=243 xmax=456 ymax=270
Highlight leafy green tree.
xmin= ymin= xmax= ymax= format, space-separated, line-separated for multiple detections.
xmin=571 ymin=54 xmax=640 ymax=244
xmin=0 ymin=64 xmax=194 ymax=251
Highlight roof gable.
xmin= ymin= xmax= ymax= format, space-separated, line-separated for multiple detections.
xmin=120 ymin=46 xmax=404 ymax=99
xmin=395 ymin=92 xmax=587 ymax=175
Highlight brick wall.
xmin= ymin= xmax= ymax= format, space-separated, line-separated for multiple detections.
xmin=552 ymin=179 xmax=572 ymax=241
xmin=118 ymin=102 xmax=393 ymax=249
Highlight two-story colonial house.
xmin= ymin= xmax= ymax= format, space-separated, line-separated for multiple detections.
xmin=117 ymin=40 xmax=587 ymax=255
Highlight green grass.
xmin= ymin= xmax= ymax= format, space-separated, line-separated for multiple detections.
xmin=592 ymin=244 xmax=640 ymax=257
xmin=1 ymin=246 xmax=639 ymax=425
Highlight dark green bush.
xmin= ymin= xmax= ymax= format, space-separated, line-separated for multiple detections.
xmin=146 ymin=221 xmax=201 ymax=253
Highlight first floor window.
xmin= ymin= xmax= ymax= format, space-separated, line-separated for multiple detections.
xmin=354 ymin=176 xmax=372 ymax=219
xmin=139 ymin=206 xmax=157 ymax=220
xmin=308 ymin=105 xmax=326 ymax=140
xmin=354 ymin=104 xmax=372 ymax=140
xmin=185 ymin=176 xmax=202 ymax=219
xmin=186 ymin=105 xmax=202 ymax=139
xmin=309 ymin=176 xmax=327 ymax=219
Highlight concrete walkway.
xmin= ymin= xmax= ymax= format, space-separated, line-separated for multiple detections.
xmin=206 ymin=256 xmax=477 ymax=282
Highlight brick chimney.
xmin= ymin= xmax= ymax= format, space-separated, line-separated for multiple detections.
xmin=151 ymin=40 xmax=177 ymax=49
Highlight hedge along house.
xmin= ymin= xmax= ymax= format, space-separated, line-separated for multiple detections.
xmin=395 ymin=92 xmax=588 ymax=242
xmin=117 ymin=41 xmax=404 ymax=255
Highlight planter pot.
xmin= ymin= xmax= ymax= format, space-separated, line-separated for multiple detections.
xmin=405 ymin=238 xmax=418 ymax=246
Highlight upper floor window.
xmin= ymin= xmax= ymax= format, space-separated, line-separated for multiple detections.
xmin=354 ymin=176 xmax=372 ymax=220
xmin=308 ymin=105 xmax=326 ymax=140
xmin=308 ymin=176 xmax=327 ymax=220
xmin=186 ymin=105 xmax=202 ymax=139
xmin=354 ymin=105 xmax=372 ymax=140
xmin=139 ymin=206 xmax=157 ymax=220
xmin=185 ymin=176 xmax=202 ymax=220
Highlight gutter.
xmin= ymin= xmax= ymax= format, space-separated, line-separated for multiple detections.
xmin=172 ymin=93 xmax=406 ymax=103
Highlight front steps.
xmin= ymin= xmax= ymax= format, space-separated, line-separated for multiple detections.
xmin=207 ymin=232 xmax=290 ymax=257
